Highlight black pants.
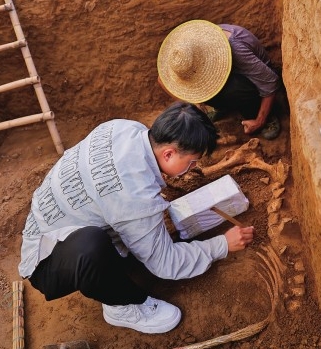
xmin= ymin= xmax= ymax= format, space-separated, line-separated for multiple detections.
xmin=29 ymin=227 xmax=148 ymax=305
xmin=206 ymin=73 xmax=261 ymax=119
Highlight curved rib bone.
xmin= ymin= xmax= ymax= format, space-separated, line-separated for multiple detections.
xmin=240 ymin=158 xmax=289 ymax=185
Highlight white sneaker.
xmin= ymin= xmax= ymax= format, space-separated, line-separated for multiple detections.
xmin=102 ymin=296 xmax=181 ymax=333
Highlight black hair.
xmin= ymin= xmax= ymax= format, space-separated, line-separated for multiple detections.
xmin=149 ymin=101 xmax=218 ymax=156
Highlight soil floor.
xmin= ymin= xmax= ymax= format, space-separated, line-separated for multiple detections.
xmin=1 ymin=104 xmax=321 ymax=349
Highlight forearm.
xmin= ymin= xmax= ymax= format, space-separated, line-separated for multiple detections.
xmin=117 ymin=215 xmax=228 ymax=280
xmin=143 ymin=233 xmax=228 ymax=280
xmin=242 ymin=93 xmax=276 ymax=134
xmin=255 ymin=93 xmax=276 ymax=127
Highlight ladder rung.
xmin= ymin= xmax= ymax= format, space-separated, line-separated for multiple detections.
xmin=0 ymin=75 xmax=40 ymax=93
xmin=0 ymin=2 xmax=12 ymax=12
xmin=0 ymin=111 xmax=54 ymax=131
xmin=0 ymin=39 xmax=27 ymax=53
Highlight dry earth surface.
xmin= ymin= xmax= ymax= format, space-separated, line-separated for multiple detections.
xmin=1 ymin=1 xmax=321 ymax=349
xmin=1 ymin=108 xmax=321 ymax=349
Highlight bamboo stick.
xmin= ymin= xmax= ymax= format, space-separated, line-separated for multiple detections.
xmin=0 ymin=76 xmax=40 ymax=93
xmin=46 ymin=119 xmax=65 ymax=155
xmin=0 ymin=2 xmax=12 ymax=12
xmin=0 ymin=111 xmax=54 ymax=130
xmin=12 ymin=281 xmax=24 ymax=349
xmin=0 ymin=39 xmax=26 ymax=52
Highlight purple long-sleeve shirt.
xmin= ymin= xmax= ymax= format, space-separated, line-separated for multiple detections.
xmin=219 ymin=24 xmax=280 ymax=97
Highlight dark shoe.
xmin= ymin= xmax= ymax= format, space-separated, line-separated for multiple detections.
xmin=261 ymin=116 xmax=281 ymax=140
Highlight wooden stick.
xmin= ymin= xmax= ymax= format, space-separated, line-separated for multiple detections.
xmin=12 ymin=281 xmax=24 ymax=349
xmin=211 ymin=206 xmax=245 ymax=228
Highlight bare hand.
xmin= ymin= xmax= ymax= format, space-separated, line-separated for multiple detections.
xmin=241 ymin=119 xmax=262 ymax=134
xmin=224 ymin=226 xmax=254 ymax=252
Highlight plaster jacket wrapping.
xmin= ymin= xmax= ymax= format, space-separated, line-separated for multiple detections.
xmin=169 ymin=175 xmax=249 ymax=239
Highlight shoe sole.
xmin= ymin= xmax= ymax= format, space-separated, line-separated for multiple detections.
xmin=103 ymin=308 xmax=181 ymax=334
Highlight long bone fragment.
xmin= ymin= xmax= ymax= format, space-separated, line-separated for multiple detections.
xmin=202 ymin=138 xmax=261 ymax=176
xmin=202 ymin=138 xmax=289 ymax=184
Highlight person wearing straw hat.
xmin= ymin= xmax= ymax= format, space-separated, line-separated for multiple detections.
xmin=18 ymin=101 xmax=254 ymax=334
xmin=157 ymin=20 xmax=281 ymax=140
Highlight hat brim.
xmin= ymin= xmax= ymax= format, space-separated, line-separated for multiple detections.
xmin=157 ymin=20 xmax=232 ymax=104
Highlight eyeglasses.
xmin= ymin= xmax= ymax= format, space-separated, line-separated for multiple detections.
xmin=176 ymin=159 xmax=199 ymax=177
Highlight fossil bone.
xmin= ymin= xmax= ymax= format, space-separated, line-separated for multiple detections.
xmin=202 ymin=138 xmax=261 ymax=176
xmin=202 ymin=138 xmax=290 ymax=185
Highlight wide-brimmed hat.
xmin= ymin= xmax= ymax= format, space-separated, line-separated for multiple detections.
xmin=157 ymin=20 xmax=232 ymax=104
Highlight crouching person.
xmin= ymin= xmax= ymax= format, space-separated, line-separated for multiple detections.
xmin=19 ymin=101 xmax=254 ymax=334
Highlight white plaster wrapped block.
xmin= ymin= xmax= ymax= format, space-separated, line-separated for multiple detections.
xmin=168 ymin=175 xmax=249 ymax=239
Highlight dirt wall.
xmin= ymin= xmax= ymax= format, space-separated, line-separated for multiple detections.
xmin=0 ymin=0 xmax=282 ymax=122
xmin=282 ymin=0 xmax=321 ymax=304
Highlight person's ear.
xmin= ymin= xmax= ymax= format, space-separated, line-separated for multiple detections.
xmin=163 ymin=148 xmax=176 ymax=163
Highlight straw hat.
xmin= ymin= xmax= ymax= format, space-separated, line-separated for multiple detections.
xmin=157 ymin=20 xmax=232 ymax=104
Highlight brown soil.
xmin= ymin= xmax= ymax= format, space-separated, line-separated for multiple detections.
xmin=1 ymin=1 xmax=321 ymax=349
xmin=1 ymin=108 xmax=321 ymax=349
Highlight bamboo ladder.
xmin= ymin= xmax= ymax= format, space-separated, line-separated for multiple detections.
xmin=0 ymin=0 xmax=64 ymax=155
